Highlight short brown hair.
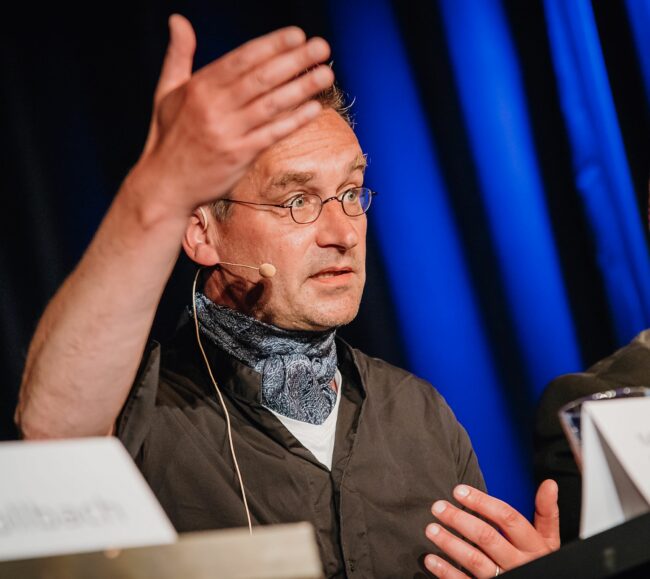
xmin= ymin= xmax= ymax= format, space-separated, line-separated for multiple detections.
xmin=317 ymin=82 xmax=353 ymax=127
xmin=208 ymin=82 xmax=352 ymax=221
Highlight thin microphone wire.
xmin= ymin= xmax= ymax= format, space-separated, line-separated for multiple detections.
xmin=216 ymin=261 xmax=277 ymax=278
xmin=192 ymin=268 xmax=253 ymax=535
xmin=217 ymin=261 xmax=259 ymax=271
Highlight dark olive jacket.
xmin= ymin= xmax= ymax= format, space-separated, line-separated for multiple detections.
xmin=118 ymin=318 xmax=485 ymax=578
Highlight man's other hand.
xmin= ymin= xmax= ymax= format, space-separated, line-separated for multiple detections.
xmin=424 ymin=479 xmax=560 ymax=578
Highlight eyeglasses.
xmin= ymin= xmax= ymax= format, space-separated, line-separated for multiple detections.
xmin=220 ymin=187 xmax=377 ymax=224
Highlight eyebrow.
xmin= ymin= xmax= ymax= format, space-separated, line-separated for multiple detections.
xmin=350 ymin=153 xmax=368 ymax=174
xmin=270 ymin=172 xmax=315 ymax=189
xmin=268 ymin=152 xmax=368 ymax=191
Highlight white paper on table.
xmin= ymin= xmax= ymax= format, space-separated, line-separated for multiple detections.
xmin=580 ymin=397 xmax=650 ymax=538
xmin=0 ymin=437 xmax=177 ymax=561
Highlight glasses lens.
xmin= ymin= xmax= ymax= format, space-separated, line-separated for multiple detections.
xmin=342 ymin=188 xmax=372 ymax=216
xmin=290 ymin=193 xmax=321 ymax=224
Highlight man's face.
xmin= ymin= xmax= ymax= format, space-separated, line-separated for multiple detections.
xmin=204 ymin=108 xmax=367 ymax=331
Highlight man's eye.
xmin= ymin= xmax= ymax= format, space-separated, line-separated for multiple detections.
xmin=289 ymin=195 xmax=307 ymax=209
xmin=343 ymin=189 xmax=359 ymax=202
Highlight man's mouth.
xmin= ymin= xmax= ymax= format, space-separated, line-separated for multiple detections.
xmin=310 ymin=267 xmax=354 ymax=279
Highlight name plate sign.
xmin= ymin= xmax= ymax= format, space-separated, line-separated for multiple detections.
xmin=580 ymin=397 xmax=650 ymax=538
xmin=0 ymin=437 xmax=177 ymax=561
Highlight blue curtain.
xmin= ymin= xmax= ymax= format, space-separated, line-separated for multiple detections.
xmin=545 ymin=0 xmax=650 ymax=344
xmin=624 ymin=0 xmax=650 ymax=105
xmin=326 ymin=0 xmax=648 ymax=514
xmin=438 ymin=0 xmax=581 ymax=392
xmin=329 ymin=0 xmax=531 ymax=514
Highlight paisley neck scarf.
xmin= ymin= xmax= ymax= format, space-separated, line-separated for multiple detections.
xmin=193 ymin=293 xmax=338 ymax=425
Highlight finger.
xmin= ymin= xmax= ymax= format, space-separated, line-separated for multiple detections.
xmin=426 ymin=522 xmax=500 ymax=578
xmin=236 ymin=65 xmax=334 ymax=134
xmin=228 ymin=37 xmax=331 ymax=108
xmin=198 ymin=26 xmax=307 ymax=87
xmin=451 ymin=485 xmax=546 ymax=551
xmin=240 ymin=99 xmax=323 ymax=152
xmin=143 ymin=14 xmax=196 ymax=155
xmin=154 ymin=14 xmax=196 ymax=104
xmin=424 ymin=553 xmax=469 ymax=579
xmin=534 ymin=479 xmax=560 ymax=550
xmin=431 ymin=500 xmax=519 ymax=566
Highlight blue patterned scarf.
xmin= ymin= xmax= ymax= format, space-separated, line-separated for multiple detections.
xmin=192 ymin=293 xmax=338 ymax=425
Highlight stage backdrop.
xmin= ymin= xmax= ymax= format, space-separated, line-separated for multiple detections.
xmin=1 ymin=0 xmax=648 ymax=518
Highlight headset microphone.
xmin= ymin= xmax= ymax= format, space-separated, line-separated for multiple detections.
xmin=216 ymin=261 xmax=277 ymax=278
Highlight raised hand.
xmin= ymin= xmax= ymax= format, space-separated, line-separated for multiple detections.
xmin=424 ymin=479 xmax=560 ymax=578
xmin=131 ymin=14 xmax=334 ymax=215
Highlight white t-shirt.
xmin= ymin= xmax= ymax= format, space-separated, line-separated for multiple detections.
xmin=268 ymin=369 xmax=342 ymax=470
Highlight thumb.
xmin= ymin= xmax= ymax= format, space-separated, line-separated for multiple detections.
xmin=154 ymin=13 xmax=196 ymax=104
xmin=533 ymin=479 xmax=561 ymax=550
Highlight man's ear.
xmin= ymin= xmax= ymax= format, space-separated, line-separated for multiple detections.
xmin=182 ymin=206 xmax=220 ymax=266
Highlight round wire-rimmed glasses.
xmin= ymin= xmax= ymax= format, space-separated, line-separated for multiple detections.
xmin=220 ymin=187 xmax=377 ymax=224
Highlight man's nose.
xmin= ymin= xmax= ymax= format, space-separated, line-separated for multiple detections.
xmin=315 ymin=198 xmax=361 ymax=250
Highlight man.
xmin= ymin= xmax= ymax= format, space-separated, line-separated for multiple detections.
xmin=535 ymin=329 xmax=650 ymax=544
xmin=16 ymin=14 xmax=559 ymax=577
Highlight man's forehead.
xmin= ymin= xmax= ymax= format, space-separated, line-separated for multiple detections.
xmin=236 ymin=109 xmax=366 ymax=195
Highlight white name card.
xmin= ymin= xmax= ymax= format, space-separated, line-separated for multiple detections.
xmin=580 ymin=397 xmax=650 ymax=538
xmin=0 ymin=437 xmax=177 ymax=561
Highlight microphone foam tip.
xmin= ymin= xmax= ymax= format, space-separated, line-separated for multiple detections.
xmin=259 ymin=263 xmax=276 ymax=278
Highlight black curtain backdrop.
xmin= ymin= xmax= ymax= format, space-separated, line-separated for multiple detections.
xmin=1 ymin=1 xmax=647 ymax=516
